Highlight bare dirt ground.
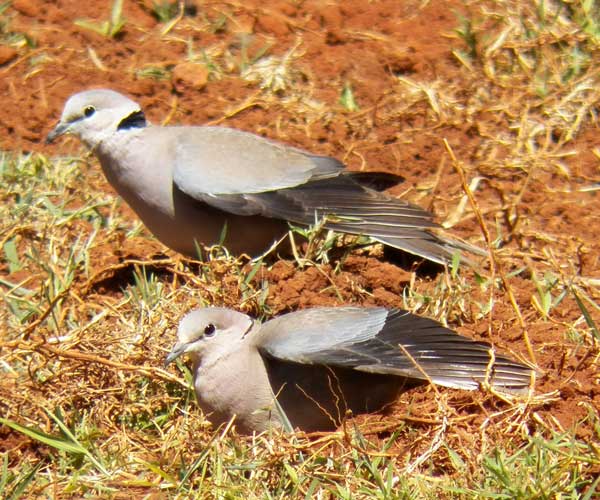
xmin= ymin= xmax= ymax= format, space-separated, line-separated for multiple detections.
xmin=1 ymin=0 xmax=599 ymax=496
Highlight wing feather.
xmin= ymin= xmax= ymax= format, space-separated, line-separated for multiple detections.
xmin=246 ymin=177 xmax=471 ymax=264
xmin=173 ymin=126 xmax=343 ymax=196
xmin=172 ymin=127 xmax=482 ymax=264
xmin=255 ymin=307 xmax=533 ymax=393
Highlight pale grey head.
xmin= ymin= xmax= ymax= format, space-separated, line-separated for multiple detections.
xmin=165 ymin=307 xmax=254 ymax=366
xmin=46 ymin=89 xmax=143 ymax=148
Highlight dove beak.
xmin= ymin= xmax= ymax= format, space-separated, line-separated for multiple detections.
xmin=46 ymin=122 xmax=70 ymax=144
xmin=165 ymin=342 xmax=188 ymax=367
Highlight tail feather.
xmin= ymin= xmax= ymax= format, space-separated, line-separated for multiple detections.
xmin=251 ymin=175 xmax=483 ymax=265
xmin=295 ymin=310 xmax=533 ymax=393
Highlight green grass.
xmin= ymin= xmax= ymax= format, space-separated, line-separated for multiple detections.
xmin=2 ymin=410 xmax=598 ymax=497
xmin=339 ymin=82 xmax=360 ymax=112
xmin=0 ymin=145 xmax=597 ymax=497
xmin=1 ymin=0 xmax=600 ymax=497
xmin=74 ymin=0 xmax=126 ymax=38
xmin=151 ymin=1 xmax=180 ymax=24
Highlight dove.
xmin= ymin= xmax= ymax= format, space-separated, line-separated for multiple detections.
xmin=47 ymin=89 xmax=481 ymax=264
xmin=166 ymin=306 xmax=532 ymax=433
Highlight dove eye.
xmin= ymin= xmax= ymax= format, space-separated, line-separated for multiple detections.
xmin=204 ymin=323 xmax=216 ymax=337
xmin=83 ymin=106 xmax=96 ymax=118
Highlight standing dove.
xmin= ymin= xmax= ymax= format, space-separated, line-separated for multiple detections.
xmin=47 ymin=89 xmax=480 ymax=264
xmin=166 ymin=307 xmax=532 ymax=433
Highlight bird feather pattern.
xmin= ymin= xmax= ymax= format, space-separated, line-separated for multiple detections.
xmin=257 ymin=307 xmax=532 ymax=392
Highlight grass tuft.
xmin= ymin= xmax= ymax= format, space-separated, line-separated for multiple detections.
xmin=75 ymin=0 xmax=126 ymax=38
xmin=2 ymin=1 xmax=600 ymax=496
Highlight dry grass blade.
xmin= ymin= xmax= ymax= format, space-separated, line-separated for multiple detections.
xmin=1 ymin=0 xmax=599 ymax=497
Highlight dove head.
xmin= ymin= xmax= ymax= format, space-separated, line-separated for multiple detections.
xmin=46 ymin=89 xmax=145 ymax=148
xmin=165 ymin=308 xmax=254 ymax=366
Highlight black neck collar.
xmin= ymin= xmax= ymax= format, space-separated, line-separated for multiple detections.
xmin=117 ymin=110 xmax=147 ymax=131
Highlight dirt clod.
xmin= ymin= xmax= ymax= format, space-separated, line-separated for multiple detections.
xmin=1 ymin=0 xmax=599 ymax=495
xmin=0 ymin=46 xmax=17 ymax=66
xmin=172 ymin=62 xmax=210 ymax=92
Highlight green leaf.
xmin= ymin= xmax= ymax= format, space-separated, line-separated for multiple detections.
xmin=283 ymin=461 xmax=299 ymax=485
xmin=6 ymin=461 xmax=43 ymax=500
xmin=0 ymin=417 xmax=87 ymax=456
xmin=244 ymin=257 xmax=263 ymax=286
xmin=218 ymin=220 xmax=228 ymax=246
xmin=74 ymin=19 xmax=110 ymax=37
xmin=0 ymin=453 xmax=9 ymax=494
xmin=446 ymin=444 xmax=467 ymax=471
xmin=110 ymin=0 xmax=124 ymax=31
xmin=45 ymin=411 xmax=110 ymax=476
xmin=572 ymin=288 xmax=600 ymax=341
xmin=0 ymin=413 xmax=109 ymax=476
xmin=339 ymin=82 xmax=360 ymax=111
xmin=135 ymin=459 xmax=178 ymax=486
xmin=3 ymin=238 xmax=22 ymax=273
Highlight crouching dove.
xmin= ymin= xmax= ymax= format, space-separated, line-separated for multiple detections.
xmin=166 ymin=307 xmax=533 ymax=433
xmin=47 ymin=89 xmax=481 ymax=265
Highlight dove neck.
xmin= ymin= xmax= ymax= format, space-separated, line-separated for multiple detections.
xmin=117 ymin=110 xmax=147 ymax=131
